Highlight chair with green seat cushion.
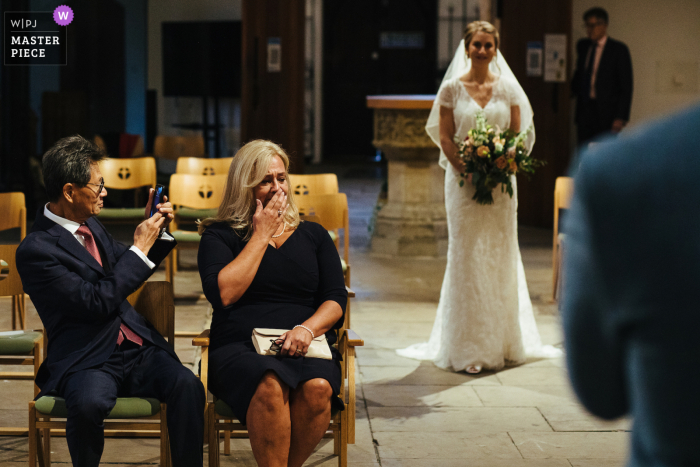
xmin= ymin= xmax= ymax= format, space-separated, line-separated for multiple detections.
xmin=0 ymin=245 xmax=45 ymax=437
xmin=165 ymin=173 xmax=228 ymax=283
xmin=28 ymin=282 xmax=175 ymax=467
xmin=0 ymin=193 xmax=27 ymax=329
xmin=96 ymin=157 xmax=157 ymax=225
xmin=35 ymin=395 xmax=161 ymax=418
xmin=0 ymin=330 xmax=43 ymax=354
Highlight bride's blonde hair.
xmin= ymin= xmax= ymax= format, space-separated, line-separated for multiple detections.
xmin=463 ymin=21 xmax=500 ymax=55
xmin=198 ymin=140 xmax=300 ymax=239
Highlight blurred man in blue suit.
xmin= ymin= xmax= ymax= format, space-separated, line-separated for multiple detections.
xmin=17 ymin=135 xmax=203 ymax=467
xmin=562 ymin=103 xmax=700 ymax=466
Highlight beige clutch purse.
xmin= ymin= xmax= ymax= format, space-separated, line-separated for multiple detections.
xmin=251 ymin=328 xmax=332 ymax=360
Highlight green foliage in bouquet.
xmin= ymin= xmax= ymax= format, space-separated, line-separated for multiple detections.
xmin=456 ymin=111 xmax=543 ymax=205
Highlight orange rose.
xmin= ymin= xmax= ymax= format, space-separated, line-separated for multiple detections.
xmin=476 ymin=145 xmax=490 ymax=158
xmin=495 ymin=156 xmax=508 ymax=170
xmin=509 ymin=160 xmax=518 ymax=173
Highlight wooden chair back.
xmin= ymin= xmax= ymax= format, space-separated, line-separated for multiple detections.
xmin=0 ymin=244 xmax=23 ymax=298
xmin=288 ymin=173 xmax=339 ymax=196
xmin=99 ymin=157 xmax=157 ymax=191
xmin=0 ymin=243 xmax=29 ymax=331
xmin=176 ymin=157 xmax=233 ymax=176
xmin=296 ymin=193 xmax=349 ymax=265
xmin=154 ymin=135 xmax=206 ymax=160
xmin=0 ymin=192 xmax=27 ymax=239
xmin=552 ymin=176 xmax=574 ymax=299
xmin=168 ymin=174 xmax=228 ymax=210
xmin=128 ymin=281 xmax=174 ymax=346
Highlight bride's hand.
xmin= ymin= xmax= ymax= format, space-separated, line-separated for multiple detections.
xmin=451 ymin=159 xmax=466 ymax=174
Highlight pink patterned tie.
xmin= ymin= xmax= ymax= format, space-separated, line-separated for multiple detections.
xmin=77 ymin=224 xmax=142 ymax=347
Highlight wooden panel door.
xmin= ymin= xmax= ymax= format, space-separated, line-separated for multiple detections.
xmin=241 ymin=0 xmax=305 ymax=173
xmin=499 ymin=0 xmax=573 ymax=228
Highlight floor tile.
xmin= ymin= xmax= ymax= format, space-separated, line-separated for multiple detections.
xmin=363 ymin=384 xmax=482 ymax=407
xmin=359 ymin=364 xmax=501 ymax=386
xmin=510 ymin=432 xmax=630 ymax=458
xmin=356 ymin=348 xmax=425 ymax=367
xmin=568 ymin=459 xmax=626 ymax=467
xmin=369 ymin=407 xmax=552 ymax=433
xmin=374 ymin=432 xmax=521 ymax=459
xmin=495 ymin=366 xmax=570 ymax=386
xmin=473 ymin=385 xmax=578 ymax=407
xmin=538 ymin=406 xmax=632 ymax=432
xmin=381 ymin=459 xmax=571 ymax=467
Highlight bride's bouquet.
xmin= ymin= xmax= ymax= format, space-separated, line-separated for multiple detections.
xmin=457 ymin=110 xmax=542 ymax=205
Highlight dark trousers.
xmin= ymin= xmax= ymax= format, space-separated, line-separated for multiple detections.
xmin=576 ymin=99 xmax=613 ymax=145
xmin=58 ymin=341 xmax=205 ymax=467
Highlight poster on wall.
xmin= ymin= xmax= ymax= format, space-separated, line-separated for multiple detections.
xmin=544 ymin=34 xmax=567 ymax=82
xmin=526 ymin=41 xmax=543 ymax=77
xmin=267 ymin=37 xmax=281 ymax=72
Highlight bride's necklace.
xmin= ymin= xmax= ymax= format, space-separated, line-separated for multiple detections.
xmin=271 ymin=222 xmax=287 ymax=238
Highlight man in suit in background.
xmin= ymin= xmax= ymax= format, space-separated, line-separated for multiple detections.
xmin=571 ymin=7 xmax=633 ymax=144
xmin=17 ymin=135 xmax=204 ymax=467
xmin=562 ymin=103 xmax=700 ymax=465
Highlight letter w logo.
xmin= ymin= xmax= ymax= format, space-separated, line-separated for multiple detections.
xmin=57 ymin=11 xmax=69 ymax=20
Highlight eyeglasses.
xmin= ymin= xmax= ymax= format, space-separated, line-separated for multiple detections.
xmin=84 ymin=178 xmax=105 ymax=196
xmin=269 ymin=338 xmax=284 ymax=353
xmin=584 ymin=20 xmax=605 ymax=29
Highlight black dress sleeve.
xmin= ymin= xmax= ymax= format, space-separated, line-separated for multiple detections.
xmin=197 ymin=224 xmax=241 ymax=310
xmin=309 ymin=222 xmax=348 ymax=330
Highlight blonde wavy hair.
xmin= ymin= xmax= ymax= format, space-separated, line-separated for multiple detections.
xmin=463 ymin=20 xmax=500 ymax=55
xmin=198 ymin=140 xmax=300 ymax=239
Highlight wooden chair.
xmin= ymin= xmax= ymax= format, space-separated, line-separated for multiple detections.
xmin=296 ymin=193 xmax=351 ymax=288
xmin=176 ymin=157 xmax=233 ymax=176
xmin=0 ymin=244 xmax=45 ymax=437
xmin=288 ymin=173 xmax=339 ymax=196
xmin=28 ymin=281 xmax=175 ymax=467
xmin=172 ymin=158 xmax=234 ymax=243
xmin=0 ymin=192 xmax=27 ymax=329
xmin=552 ymin=177 xmax=574 ymax=300
xmin=165 ymin=174 xmax=227 ymax=286
xmin=97 ymin=157 xmax=157 ymax=225
xmin=193 ymin=289 xmax=363 ymax=467
xmin=154 ymin=135 xmax=206 ymax=160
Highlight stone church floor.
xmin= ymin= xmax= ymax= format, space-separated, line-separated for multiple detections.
xmin=0 ymin=162 xmax=629 ymax=466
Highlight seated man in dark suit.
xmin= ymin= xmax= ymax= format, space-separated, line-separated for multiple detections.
xmin=17 ymin=135 xmax=204 ymax=467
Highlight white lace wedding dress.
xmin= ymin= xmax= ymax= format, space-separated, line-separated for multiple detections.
xmin=397 ymin=76 xmax=561 ymax=371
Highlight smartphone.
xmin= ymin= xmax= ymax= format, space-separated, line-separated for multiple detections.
xmin=150 ymin=184 xmax=165 ymax=217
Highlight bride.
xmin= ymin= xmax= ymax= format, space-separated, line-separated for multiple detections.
xmin=397 ymin=21 xmax=561 ymax=373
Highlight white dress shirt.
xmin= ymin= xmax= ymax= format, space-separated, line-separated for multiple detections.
xmin=43 ymin=204 xmax=156 ymax=269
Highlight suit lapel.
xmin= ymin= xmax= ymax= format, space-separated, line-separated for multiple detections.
xmin=34 ymin=209 xmax=106 ymax=276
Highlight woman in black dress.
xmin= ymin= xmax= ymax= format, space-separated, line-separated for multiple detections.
xmin=197 ymin=140 xmax=347 ymax=467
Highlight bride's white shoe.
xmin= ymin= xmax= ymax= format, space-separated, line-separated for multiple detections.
xmin=466 ymin=365 xmax=482 ymax=374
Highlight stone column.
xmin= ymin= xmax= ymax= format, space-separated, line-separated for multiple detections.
xmin=367 ymin=96 xmax=447 ymax=257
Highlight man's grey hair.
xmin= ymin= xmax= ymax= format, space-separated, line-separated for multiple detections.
xmin=42 ymin=135 xmax=107 ymax=202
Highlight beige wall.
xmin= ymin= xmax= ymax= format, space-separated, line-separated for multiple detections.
xmin=147 ymin=0 xmax=242 ymax=139
xmin=572 ymin=0 xmax=700 ymax=130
